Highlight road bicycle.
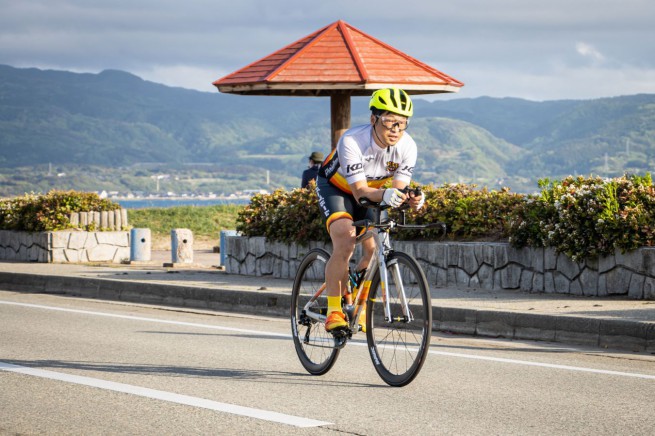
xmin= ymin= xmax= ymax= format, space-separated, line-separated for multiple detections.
xmin=290 ymin=188 xmax=445 ymax=387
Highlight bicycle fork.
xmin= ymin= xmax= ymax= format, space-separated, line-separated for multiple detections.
xmin=376 ymin=232 xmax=413 ymax=323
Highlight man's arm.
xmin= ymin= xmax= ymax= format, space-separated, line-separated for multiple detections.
xmin=350 ymin=180 xmax=408 ymax=204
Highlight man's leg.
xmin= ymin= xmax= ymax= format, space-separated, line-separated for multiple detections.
xmin=324 ymin=218 xmax=355 ymax=331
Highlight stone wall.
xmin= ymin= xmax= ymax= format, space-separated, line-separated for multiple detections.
xmin=225 ymin=237 xmax=655 ymax=299
xmin=0 ymin=230 xmax=130 ymax=263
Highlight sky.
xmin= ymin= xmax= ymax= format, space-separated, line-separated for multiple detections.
xmin=1 ymin=0 xmax=654 ymax=101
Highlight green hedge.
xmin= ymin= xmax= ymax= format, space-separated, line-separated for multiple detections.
xmin=236 ymin=181 xmax=524 ymax=244
xmin=237 ymin=182 xmax=329 ymax=244
xmin=0 ymin=190 xmax=121 ymax=232
xmin=236 ymin=174 xmax=655 ymax=261
xmin=396 ymin=183 xmax=525 ymax=241
xmin=509 ymin=174 xmax=655 ymax=261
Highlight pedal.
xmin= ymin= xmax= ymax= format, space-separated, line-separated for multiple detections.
xmin=330 ymin=327 xmax=352 ymax=349
xmin=328 ymin=326 xmax=351 ymax=337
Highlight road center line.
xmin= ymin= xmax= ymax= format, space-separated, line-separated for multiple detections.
xmin=0 ymin=362 xmax=331 ymax=428
xmin=3 ymin=300 xmax=654 ymax=381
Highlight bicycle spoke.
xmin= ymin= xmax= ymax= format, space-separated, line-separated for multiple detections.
xmin=367 ymin=251 xmax=431 ymax=387
xmin=291 ymin=248 xmax=340 ymax=375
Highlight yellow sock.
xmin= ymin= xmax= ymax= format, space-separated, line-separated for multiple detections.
xmin=327 ymin=295 xmax=343 ymax=314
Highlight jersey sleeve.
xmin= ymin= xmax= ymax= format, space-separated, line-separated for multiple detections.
xmin=338 ymin=134 xmax=367 ymax=185
xmin=393 ymin=136 xmax=417 ymax=184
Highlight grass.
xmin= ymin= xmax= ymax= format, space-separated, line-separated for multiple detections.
xmin=127 ymin=204 xmax=243 ymax=249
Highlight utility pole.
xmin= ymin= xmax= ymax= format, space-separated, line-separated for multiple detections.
xmin=625 ymin=138 xmax=630 ymax=157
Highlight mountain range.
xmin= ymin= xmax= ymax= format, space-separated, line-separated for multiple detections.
xmin=1 ymin=64 xmax=654 ymax=195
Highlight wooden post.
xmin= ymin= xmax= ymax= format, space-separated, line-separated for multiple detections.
xmin=330 ymin=93 xmax=351 ymax=149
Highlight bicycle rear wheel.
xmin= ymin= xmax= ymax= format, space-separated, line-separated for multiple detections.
xmin=366 ymin=251 xmax=432 ymax=387
xmin=290 ymin=248 xmax=340 ymax=375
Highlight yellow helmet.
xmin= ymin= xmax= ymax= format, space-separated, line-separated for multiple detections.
xmin=369 ymin=88 xmax=413 ymax=117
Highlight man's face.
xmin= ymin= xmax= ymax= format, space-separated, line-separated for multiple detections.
xmin=370 ymin=112 xmax=408 ymax=146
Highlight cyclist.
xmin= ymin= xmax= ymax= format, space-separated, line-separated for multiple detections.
xmin=316 ymin=88 xmax=425 ymax=333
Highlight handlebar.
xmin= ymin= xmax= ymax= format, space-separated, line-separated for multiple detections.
xmin=353 ymin=186 xmax=446 ymax=236
xmin=358 ymin=186 xmax=422 ymax=210
xmin=352 ymin=218 xmax=446 ymax=232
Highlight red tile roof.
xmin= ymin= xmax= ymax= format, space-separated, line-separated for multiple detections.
xmin=213 ymin=20 xmax=463 ymax=96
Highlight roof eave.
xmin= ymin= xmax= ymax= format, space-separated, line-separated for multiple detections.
xmin=215 ymin=82 xmax=462 ymax=96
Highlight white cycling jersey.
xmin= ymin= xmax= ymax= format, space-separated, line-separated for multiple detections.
xmin=320 ymin=124 xmax=417 ymax=194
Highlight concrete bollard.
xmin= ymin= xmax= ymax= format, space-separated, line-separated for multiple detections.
xmin=130 ymin=228 xmax=152 ymax=262
xmin=69 ymin=213 xmax=79 ymax=227
xmin=114 ymin=209 xmax=122 ymax=230
xmin=220 ymin=230 xmax=238 ymax=266
xmin=121 ymin=209 xmax=128 ymax=228
xmin=108 ymin=211 xmax=115 ymax=230
xmin=171 ymin=228 xmax=194 ymax=264
xmin=92 ymin=211 xmax=101 ymax=229
xmin=100 ymin=211 xmax=109 ymax=229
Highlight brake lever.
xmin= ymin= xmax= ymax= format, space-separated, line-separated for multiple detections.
xmin=397 ymin=186 xmax=422 ymax=210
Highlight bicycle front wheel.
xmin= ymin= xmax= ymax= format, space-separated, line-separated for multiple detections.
xmin=290 ymin=248 xmax=340 ymax=375
xmin=366 ymin=251 xmax=432 ymax=387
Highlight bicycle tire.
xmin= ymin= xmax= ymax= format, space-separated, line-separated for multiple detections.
xmin=290 ymin=248 xmax=340 ymax=375
xmin=366 ymin=251 xmax=432 ymax=387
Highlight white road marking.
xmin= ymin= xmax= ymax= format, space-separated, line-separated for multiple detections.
xmin=427 ymin=350 xmax=655 ymax=380
xmin=2 ymin=300 xmax=655 ymax=381
xmin=0 ymin=300 xmax=286 ymax=336
xmin=0 ymin=362 xmax=331 ymax=428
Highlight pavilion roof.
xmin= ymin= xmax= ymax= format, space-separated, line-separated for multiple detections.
xmin=213 ymin=20 xmax=463 ymax=96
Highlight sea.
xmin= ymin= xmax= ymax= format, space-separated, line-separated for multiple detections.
xmin=115 ymin=198 xmax=251 ymax=209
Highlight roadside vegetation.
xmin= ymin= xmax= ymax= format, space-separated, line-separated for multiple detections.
xmin=0 ymin=190 xmax=242 ymax=249
xmin=2 ymin=173 xmax=654 ymax=259
xmin=128 ymin=204 xmax=242 ymax=249
xmin=237 ymin=174 xmax=655 ymax=260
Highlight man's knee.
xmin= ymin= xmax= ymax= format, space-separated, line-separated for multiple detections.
xmin=329 ymin=219 xmax=356 ymax=258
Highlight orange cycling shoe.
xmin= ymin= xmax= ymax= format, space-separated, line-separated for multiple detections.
xmin=325 ymin=311 xmax=348 ymax=332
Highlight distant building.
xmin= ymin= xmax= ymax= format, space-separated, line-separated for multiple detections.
xmin=243 ymin=189 xmax=269 ymax=196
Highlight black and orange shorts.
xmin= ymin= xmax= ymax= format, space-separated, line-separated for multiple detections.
xmin=315 ymin=176 xmax=378 ymax=234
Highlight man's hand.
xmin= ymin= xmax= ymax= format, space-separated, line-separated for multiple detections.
xmin=409 ymin=192 xmax=425 ymax=211
xmin=407 ymin=188 xmax=425 ymax=211
xmin=382 ymin=188 xmax=406 ymax=208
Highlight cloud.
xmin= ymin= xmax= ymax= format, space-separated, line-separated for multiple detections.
xmin=134 ymin=65 xmax=224 ymax=92
xmin=576 ymin=42 xmax=606 ymax=62
xmin=0 ymin=0 xmax=654 ymax=100
xmin=429 ymin=63 xmax=655 ymax=102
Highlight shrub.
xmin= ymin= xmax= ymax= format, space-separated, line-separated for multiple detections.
xmin=236 ymin=181 xmax=328 ymax=244
xmin=235 ymin=174 xmax=655 ymax=261
xmin=395 ymin=183 xmax=525 ymax=241
xmin=0 ymin=190 xmax=121 ymax=232
xmin=236 ymin=181 xmax=524 ymax=244
xmin=509 ymin=174 xmax=655 ymax=260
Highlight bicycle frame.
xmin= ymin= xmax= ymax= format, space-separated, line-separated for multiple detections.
xmin=301 ymin=215 xmax=413 ymax=333
xmin=367 ymin=219 xmax=413 ymax=324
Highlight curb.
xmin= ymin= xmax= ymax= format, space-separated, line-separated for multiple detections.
xmin=1 ymin=272 xmax=653 ymax=353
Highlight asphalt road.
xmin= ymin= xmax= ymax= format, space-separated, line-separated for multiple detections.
xmin=2 ymin=289 xmax=655 ymax=435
